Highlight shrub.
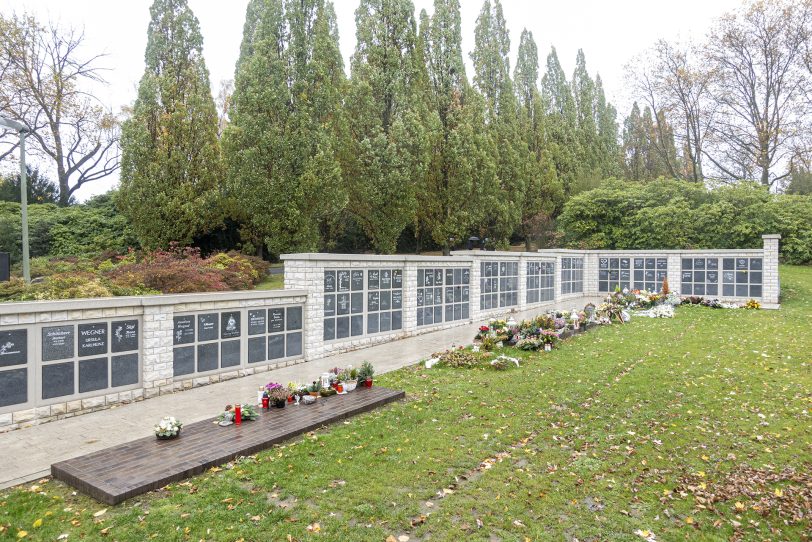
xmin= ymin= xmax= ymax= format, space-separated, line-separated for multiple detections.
xmin=558 ymin=180 xmax=812 ymax=264
xmin=106 ymin=246 xmax=268 ymax=294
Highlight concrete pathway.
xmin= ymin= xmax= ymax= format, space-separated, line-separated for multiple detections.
xmin=0 ymin=296 xmax=600 ymax=490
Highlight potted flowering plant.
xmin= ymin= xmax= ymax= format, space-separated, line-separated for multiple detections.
xmin=286 ymin=382 xmax=298 ymax=403
xmin=540 ymin=330 xmax=559 ymax=351
xmin=268 ymin=387 xmax=288 ymax=408
xmin=154 ymin=416 xmax=183 ymax=439
xmin=307 ymin=380 xmax=322 ymax=396
xmin=357 ymin=361 xmax=375 ymax=388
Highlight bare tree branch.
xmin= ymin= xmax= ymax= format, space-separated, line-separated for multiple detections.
xmin=0 ymin=13 xmax=120 ymax=205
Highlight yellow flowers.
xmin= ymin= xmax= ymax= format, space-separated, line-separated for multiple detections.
xmin=734 ymin=501 xmax=746 ymax=511
xmin=31 ymin=519 xmax=42 ymax=528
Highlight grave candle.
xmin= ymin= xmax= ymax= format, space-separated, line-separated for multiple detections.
xmin=235 ymin=404 xmax=242 ymax=425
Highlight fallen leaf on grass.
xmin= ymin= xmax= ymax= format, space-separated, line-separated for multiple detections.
xmin=306 ymin=523 xmax=320 ymax=533
xmin=31 ymin=519 xmax=42 ymax=529
xmin=93 ymin=509 xmax=107 ymax=518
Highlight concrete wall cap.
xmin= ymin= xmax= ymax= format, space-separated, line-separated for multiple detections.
xmin=0 ymin=289 xmax=309 ymax=315
xmin=282 ymin=253 xmax=473 ymax=263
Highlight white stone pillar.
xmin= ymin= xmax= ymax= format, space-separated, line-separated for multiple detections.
xmin=762 ymin=234 xmax=781 ymax=306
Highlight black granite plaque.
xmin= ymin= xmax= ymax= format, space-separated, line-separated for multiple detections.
xmin=337 ymin=270 xmax=351 ymax=292
xmin=381 ymin=270 xmax=392 ymax=289
xmin=286 ymin=332 xmax=303 ymax=357
xmin=337 ymin=293 xmax=350 ymax=315
xmin=0 ymin=329 xmax=28 ymax=367
xmin=248 ymin=310 xmax=266 ymax=335
xmin=368 ymin=270 xmax=379 ymax=289
xmin=111 ymin=320 xmax=138 ymax=353
xmin=393 ymin=269 xmax=403 ymax=288
xmin=268 ymin=308 xmax=285 ymax=333
xmin=324 ymin=295 xmax=336 ymax=317
xmin=173 ymin=315 xmax=195 ymax=345
xmin=324 ymin=271 xmax=336 ymax=292
xmin=221 ymin=312 xmax=241 ymax=339
xmin=0 ymin=367 xmax=27 ymax=406
xmin=111 ymin=354 xmax=139 ymax=387
xmin=323 ymin=319 xmax=335 ymax=341
xmin=268 ymin=334 xmax=285 ymax=359
xmin=750 ymin=258 xmax=762 ymax=270
xmin=392 ymin=290 xmax=402 ymax=309
xmin=336 ymin=316 xmax=350 ymax=339
xmin=173 ymin=346 xmax=195 ymax=377
xmin=248 ymin=337 xmax=266 ymax=363
xmin=392 ymin=311 xmax=402 ymax=330
xmin=368 ymin=291 xmax=380 ymax=311
xmin=351 ymin=314 xmax=363 ymax=336
xmin=380 ymin=291 xmax=391 ymax=311
xmin=220 ymin=340 xmax=240 ymax=368
xmin=79 ymin=357 xmax=108 ymax=393
xmin=351 ymin=292 xmax=363 ymax=313
xmin=42 ymin=362 xmax=73 ymax=400
xmin=351 ymin=270 xmax=364 ymax=291
xmin=197 ymin=313 xmax=218 ymax=341
xmin=367 ymin=313 xmax=379 ymax=334
xmin=462 ymin=269 xmax=470 ymax=284
xmin=287 ymin=306 xmax=302 ymax=330
xmin=197 ymin=343 xmax=218 ymax=372
xmin=78 ymin=323 xmax=107 ymax=357
xmin=380 ymin=311 xmax=392 ymax=332
xmin=42 ymin=325 xmax=74 ymax=362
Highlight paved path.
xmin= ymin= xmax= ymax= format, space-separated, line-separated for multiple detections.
xmin=0 ymin=296 xmax=600 ymax=490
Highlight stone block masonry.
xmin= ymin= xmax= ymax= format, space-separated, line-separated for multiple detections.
xmin=0 ymin=290 xmax=306 ymax=432
xmin=0 ymin=235 xmax=780 ymax=430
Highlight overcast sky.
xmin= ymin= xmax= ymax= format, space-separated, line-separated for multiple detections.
xmin=3 ymin=0 xmax=742 ymax=200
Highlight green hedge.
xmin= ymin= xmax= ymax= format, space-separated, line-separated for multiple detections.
xmin=0 ymin=191 xmax=139 ymax=265
xmin=558 ymin=179 xmax=812 ymax=264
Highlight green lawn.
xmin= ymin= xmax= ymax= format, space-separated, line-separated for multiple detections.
xmin=2 ymin=266 xmax=810 ymax=541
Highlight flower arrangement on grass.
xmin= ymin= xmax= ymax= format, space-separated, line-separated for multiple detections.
xmin=490 ymin=354 xmax=520 ymax=370
xmin=154 ymin=416 xmax=182 ymax=439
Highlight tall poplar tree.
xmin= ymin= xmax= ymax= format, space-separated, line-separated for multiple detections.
xmin=342 ymin=0 xmax=431 ymax=253
xmin=224 ymin=0 xmax=347 ymax=255
xmin=572 ymin=49 xmax=598 ymax=176
xmin=419 ymin=0 xmax=496 ymax=253
xmin=514 ymin=29 xmax=562 ymax=249
xmin=470 ymin=0 xmax=526 ymax=246
xmin=595 ymin=74 xmax=621 ymax=177
xmin=119 ymin=0 xmax=223 ymax=248
xmin=541 ymin=47 xmax=580 ymax=194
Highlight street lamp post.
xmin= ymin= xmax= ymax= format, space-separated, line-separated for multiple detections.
xmin=1 ymin=117 xmax=32 ymax=284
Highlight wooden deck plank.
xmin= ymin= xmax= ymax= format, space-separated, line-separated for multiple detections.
xmin=51 ymin=387 xmax=405 ymax=504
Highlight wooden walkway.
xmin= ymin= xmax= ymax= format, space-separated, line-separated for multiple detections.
xmin=51 ymin=387 xmax=405 ymax=504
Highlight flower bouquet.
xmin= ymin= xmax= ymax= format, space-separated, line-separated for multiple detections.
xmin=154 ymin=416 xmax=183 ymax=439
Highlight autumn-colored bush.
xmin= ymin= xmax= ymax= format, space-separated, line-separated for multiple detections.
xmin=1 ymin=245 xmax=270 ymax=300
xmin=204 ymin=251 xmax=270 ymax=290
xmin=106 ymin=245 xmax=268 ymax=294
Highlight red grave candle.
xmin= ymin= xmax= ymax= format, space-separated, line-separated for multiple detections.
xmin=235 ymin=404 xmax=242 ymax=425
xmin=262 ymin=396 xmax=269 ymax=410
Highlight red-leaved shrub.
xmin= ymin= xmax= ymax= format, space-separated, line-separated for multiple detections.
xmin=107 ymin=245 xmax=268 ymax=294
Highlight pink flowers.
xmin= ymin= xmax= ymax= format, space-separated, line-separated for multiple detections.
xmin=264 ymin=381 xmax=283 ymax=392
